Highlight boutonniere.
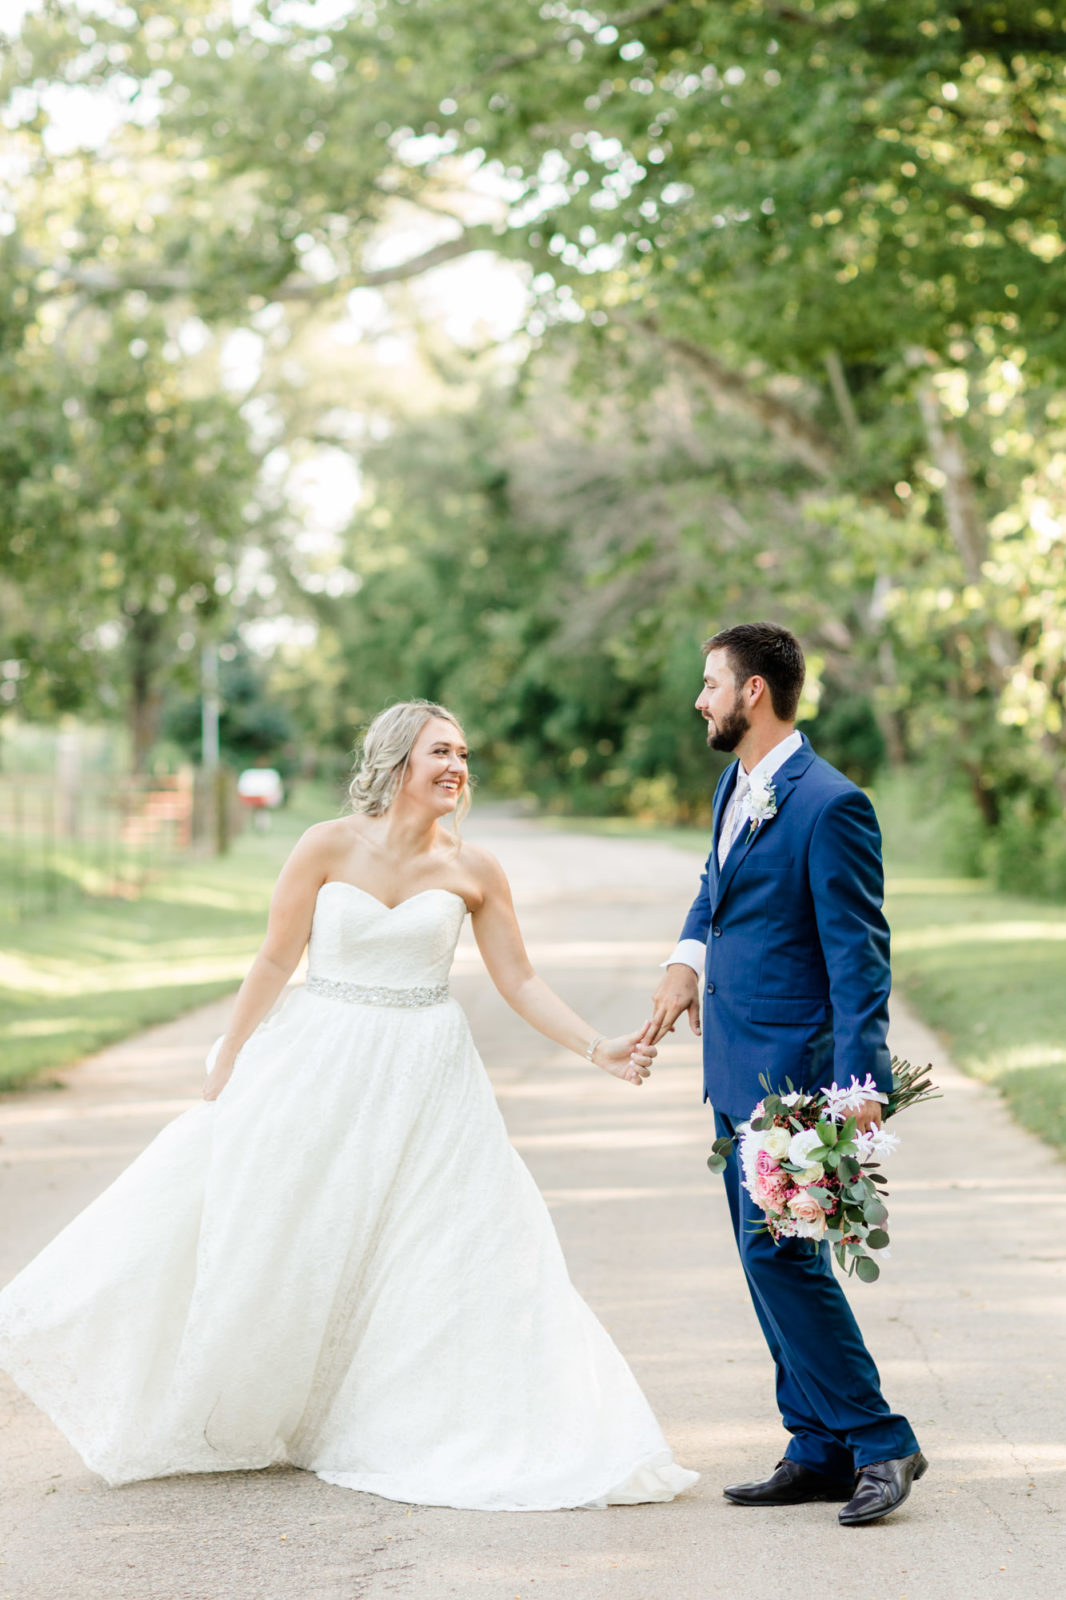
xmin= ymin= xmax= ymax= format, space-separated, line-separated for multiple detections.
xmin=745 ymin=776 xmax=778 ymax=840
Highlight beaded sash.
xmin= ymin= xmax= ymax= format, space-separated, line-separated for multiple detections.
xmin=305 ymin=973 xmax=449 ymax=1009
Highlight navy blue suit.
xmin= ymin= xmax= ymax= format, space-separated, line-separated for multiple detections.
xmin=680 ymin=735 xmax=918 ymax=1474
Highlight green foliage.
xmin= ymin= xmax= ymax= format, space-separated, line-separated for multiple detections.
xmin=0 ymin=304 xmax=262 ymax=765
xmin=2 ymin=0 xmax=1064 ymax=838
xmin=164 ymin=642 xmax=298 ymax=774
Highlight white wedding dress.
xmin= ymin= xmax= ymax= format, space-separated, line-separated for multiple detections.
xmin=0 ymin=883 xmax=697 ymax=1511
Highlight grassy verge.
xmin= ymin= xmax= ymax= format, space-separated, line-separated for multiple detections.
xmin=875 ymin=778 xmax=1066 ymax=1157
xmin=550 ymin=779 xmax=1066 ymax=1157
xmin=0 ymin=786 xmax=333 ymax=1092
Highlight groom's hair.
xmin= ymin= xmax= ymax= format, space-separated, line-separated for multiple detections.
xmin=703 ymin=622 xmax=805 ymax=721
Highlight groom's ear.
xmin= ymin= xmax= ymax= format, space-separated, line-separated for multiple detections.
xmin=745 ymin=674 xmax=768 ymax=707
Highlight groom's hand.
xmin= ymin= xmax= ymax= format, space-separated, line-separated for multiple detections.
xmin=854 ymin=1098 xmax=883 ymax=1134
xmin=646 ymin=965 xmax=701 ymax=1046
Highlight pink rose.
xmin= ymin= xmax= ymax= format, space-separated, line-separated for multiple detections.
xmin=787 ymin=1191 xmax=827 ymax=1235
xmin=755 ymin=1149 xmax=778 ymax=1180
xmin=753 ymin=1170 xmax=792 ymax=1216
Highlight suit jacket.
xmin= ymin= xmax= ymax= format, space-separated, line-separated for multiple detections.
xmin=679 ymin=734 xmax=892 ymax=1119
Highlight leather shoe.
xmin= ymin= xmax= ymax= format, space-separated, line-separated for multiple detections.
xmin=838 ymin=1451 xmax=928 ymax=1526
xmin=724 ymin=1458 xmax=855 ymax=1506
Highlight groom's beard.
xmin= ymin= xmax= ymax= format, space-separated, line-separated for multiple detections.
xmin=707 ymin=696 xmax=750 ymax=752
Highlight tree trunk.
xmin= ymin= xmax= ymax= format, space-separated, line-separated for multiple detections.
xmin=908 ymin=352 xmax=1014 ymax=676
xmin=127 ymin=609 xmax=165 ymax=774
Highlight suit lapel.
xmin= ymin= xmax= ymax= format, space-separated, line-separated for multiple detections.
xmin=711 ymin=737 xmax=816 ymax=915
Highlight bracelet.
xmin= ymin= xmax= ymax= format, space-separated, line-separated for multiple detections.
xmin=585 ymin=1034 xmax=606 ymax=1062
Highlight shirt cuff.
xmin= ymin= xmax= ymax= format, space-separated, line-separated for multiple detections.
xmin=660 ymin=939 xmax=706 ymax=978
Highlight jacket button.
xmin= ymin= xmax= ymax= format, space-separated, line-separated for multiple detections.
xmin=712 ymin=925 xmax=722 ymax=937
xmin=706 ymin=982 xmax=716 ymax=994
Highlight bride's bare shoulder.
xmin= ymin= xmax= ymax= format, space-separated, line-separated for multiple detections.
xmin=455 ymin=840 xmax=510 ymax=898
xmin=289 ymin=816 xmax=363 ymax=870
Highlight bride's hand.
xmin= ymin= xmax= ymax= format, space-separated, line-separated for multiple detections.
xmin=592 ymin=1031 xmax=655 ymax=1087
xmin=203 ymin=1059 xmax=236 ymax=1101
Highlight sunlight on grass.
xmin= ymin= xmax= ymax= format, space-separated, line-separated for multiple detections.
xmin=0 ymin=786 xmax=328 ymax=1091
xmin=4 ymin=1017 xmax=92 ymax=1038
xmin=894 ymin=920 xmax=1066 ymax=952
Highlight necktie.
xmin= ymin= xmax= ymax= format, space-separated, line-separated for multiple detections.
xmin=718 ymin=771 xmax=750 ymax=867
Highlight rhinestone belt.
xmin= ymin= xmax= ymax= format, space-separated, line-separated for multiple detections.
xmin=305 ymin=973 xmax=450 ymax=1008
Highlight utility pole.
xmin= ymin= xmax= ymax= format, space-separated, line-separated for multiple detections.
xmin=201 ymin=642 xmax=220 ymax=769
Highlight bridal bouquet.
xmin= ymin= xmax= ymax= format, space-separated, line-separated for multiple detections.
xmin=706 ymin=1059 xmax=938 ymax=1282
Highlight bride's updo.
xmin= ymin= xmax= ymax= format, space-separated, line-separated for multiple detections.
xmin=347 ymin=699 xmax=471 ymax=823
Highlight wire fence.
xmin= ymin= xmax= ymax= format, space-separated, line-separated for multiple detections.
xmin=0 ymin=767 xmax=242 ymax=925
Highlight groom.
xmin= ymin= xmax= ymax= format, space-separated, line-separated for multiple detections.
xmin=648 ymin=622 xmax=926 ymax=1526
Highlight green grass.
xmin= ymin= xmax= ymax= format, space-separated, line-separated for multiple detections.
xmin=875 ymin=777 xmax=1066 ymax=1157
xmin=552 ymin=779 xmax=1066 ymax=1157
xmin=0 ymin=787 xmax=333 ymax=1092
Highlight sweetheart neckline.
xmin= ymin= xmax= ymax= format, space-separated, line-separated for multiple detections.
xmin=318 ymin=881 xmax=470 ymax=915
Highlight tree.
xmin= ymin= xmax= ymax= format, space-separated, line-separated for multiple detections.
xmin=0 ymin=300 xmax=262 ymax=767
xmin=3 ymin=2 xmax=1064 ymax=849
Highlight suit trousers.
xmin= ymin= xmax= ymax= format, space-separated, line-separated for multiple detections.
xmin=715 ymin=1109 xmax=919 ymax=1476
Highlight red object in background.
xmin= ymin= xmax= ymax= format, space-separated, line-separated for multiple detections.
xmin=237 ymin=769 xmax=284 ymax=810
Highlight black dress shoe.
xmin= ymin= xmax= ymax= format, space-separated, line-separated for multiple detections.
xmin=838 ymin=1451 xmax=928 ymax=1526
xmin=724 ymin=1458 xmax=856 ymax=1506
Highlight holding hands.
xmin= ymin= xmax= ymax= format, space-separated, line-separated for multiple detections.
xmin=591 ymin=1030 xmax=656 ymax=1087
xmin=646 ymin=964 xmax=702 ymax=1047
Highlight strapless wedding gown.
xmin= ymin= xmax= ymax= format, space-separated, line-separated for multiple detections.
xmin=0 ymin=883 xmax=697 ymax=1511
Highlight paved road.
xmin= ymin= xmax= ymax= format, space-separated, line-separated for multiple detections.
xmin=1 ymin=817 xmax=1064 ymax=1600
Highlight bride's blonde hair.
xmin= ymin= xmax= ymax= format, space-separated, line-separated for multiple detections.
xmin=347 ymin=699 xmax=472 ymax=825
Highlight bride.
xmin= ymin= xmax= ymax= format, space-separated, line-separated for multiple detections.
xmin=0 ymin=700 xmax=698 ymax=1512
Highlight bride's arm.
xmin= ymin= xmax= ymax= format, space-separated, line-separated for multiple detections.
xmin=203 ymin=826 xmax=333 ymax=1101
xmin=468 ymin=849 xmax=654 ymax=1087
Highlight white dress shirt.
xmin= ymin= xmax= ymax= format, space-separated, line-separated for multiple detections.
xmin=665 ymin=730 xmax=803 ymax=977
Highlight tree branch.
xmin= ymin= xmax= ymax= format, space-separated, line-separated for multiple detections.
xmin=909 ymin=362 xmax=987 ymax=590
xmin=907 ymin=348 xmax=1017 ymax=682
xmin=823 ymin=348 xmax=860 ymax=446
xmin=637 ymin=318 xmax=841 ymax=479
xmin=19 ymin=226 xmax=503 ymax=304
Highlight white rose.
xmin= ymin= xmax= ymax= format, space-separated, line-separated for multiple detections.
xmin=790 ymin=1211 xmax=828 ymax=1241
xmin=787 ymin=1127 xmax=824 ymax=1167
xmin=794 ymin=1161 xmax=825 ymax=1187
xmin=761 ymin=1126 xmax=792 ymax=1161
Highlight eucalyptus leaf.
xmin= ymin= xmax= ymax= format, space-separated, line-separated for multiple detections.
xmin=855 ymin=1256 xmax=881 ymax=1284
